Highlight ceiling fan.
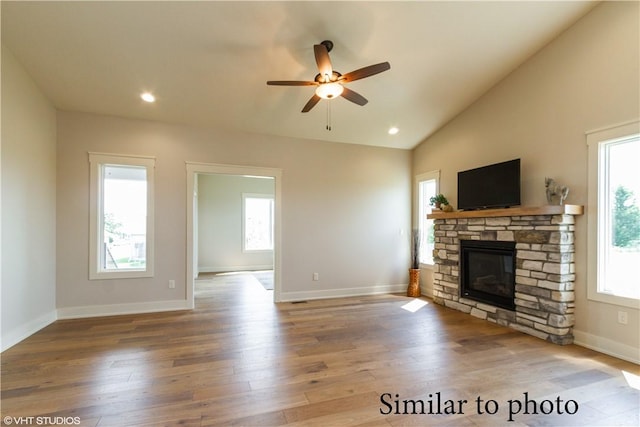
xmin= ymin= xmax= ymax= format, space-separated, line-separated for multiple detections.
xmin=267 ymin=40 xmax=391 ymax=113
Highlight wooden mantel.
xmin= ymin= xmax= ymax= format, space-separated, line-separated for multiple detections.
xmin=427 ymin=204 xmax=583 ymax=220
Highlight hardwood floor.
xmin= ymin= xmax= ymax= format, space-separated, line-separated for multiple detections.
xmin=1 ymin=273 xmax=638 ymax=426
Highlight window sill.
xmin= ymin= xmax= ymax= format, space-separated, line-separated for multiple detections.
xmin=90 ymin=270 xmax=153 ymax=280
xmin=587 ymin=290 xmax=640 ymax=310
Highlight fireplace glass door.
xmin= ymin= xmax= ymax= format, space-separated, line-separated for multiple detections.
xmin=460 ymin=240 xmax=516 ymax=310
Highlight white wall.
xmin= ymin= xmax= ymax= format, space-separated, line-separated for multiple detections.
xmin=55 ymin=111 xmax=412 ymax=313
xmin=198 ymin=174 xmax=274 ymax=273
xmin=413 ymin=2 xmax=639 ymax=362
xmin=1 ymin=46 xmax=57 ymax=351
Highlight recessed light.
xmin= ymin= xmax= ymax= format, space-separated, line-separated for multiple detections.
xmin=388 ymin=127 xmax=399 ymax=135
xmin=140 ymin=92 xmax=155 ymax=103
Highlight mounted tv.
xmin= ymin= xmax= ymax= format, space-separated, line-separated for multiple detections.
xmin=457 ymin=158 xmax=521 ymax=210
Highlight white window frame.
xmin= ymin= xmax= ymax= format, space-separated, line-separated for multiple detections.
xmin=242 ymin=193 xmax=274 ymax=253
xmin=415 ymin=170 xmax=440 ymax=268
xmin=586 ymin=120 xmax=640 ymax=309
xmin=89 ymin=153 xmax=155 ymax=280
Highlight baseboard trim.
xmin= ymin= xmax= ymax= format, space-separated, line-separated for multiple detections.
xmin=199 ymin=265 xmax=274 ymax=274
xmin=57 ymin=299 xmax=192 ymax=320
xmin=1 ymin=310 xmax=57 ymax=352
xmin=278 ymin=284 xmax=409 ymax=303
xmin=573 ymin=330 xmax=640 ymax=365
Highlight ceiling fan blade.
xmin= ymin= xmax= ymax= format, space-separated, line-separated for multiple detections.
xmin=339 ymin=62 xmax=390 ymax=83
xmin=301 ymin=94 xmax=322 ymax=113
xmin=314 ymin=44 xmax=333 ymax=80
xmin=267 ymin=80 xmax=317 ymax=86
xmin=340 ymin=87 xmax=368 ymax=106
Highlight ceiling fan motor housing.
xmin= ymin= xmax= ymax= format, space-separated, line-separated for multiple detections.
xmin=314 ymin=71 xmax=342 ymax=83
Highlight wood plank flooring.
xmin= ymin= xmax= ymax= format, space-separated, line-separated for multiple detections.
xmin=1 ymin=273 xmax=639 ymax=426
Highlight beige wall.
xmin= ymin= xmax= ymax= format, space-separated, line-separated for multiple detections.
xmin=413 ymin=2 xmax=639 ymax=361
xmin=55 ymin=111 xmax=412 ymax=312
xmin=198 ymin=174 xmax=275 ymax=273
xmin=1 ymin=46 xmax=58 ymax=350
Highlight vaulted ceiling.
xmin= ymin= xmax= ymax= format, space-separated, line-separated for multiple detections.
xmin=1 ymin=1 xmax=597 ymax=149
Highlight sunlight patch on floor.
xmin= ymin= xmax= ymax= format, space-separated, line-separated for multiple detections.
xmin=622 ymin=370 xmax=640 ymax=390
xmin=401 ymin=298 xmax=429 ymax=313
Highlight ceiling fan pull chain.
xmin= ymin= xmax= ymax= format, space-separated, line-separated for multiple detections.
xmin=326 ymin=102 xmax=332 ymax=131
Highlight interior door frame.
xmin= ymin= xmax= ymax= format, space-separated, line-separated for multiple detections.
xmin=186 ymin=162 xmax=283 ymax=306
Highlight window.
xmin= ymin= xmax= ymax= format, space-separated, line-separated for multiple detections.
xmin=416 ymin=170 xmax=440 ymax=266
xmin=243 ymin=194 xmax=274 ymax=251
xmin=587 ymin=121 xmax=640 ymax=308
xmin=89 ymin=153 xmax=155 ymax=279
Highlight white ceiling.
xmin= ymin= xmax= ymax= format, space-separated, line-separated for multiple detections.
xmin=1 ymin=1 xmax=598 ymax=149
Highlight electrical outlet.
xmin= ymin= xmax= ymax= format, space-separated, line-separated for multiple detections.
xmin=312 ymin=273 xmax=319 ymax=281
xmin=169 ymin=280 xmax=176 ymax=289
xmin=618 ymin=311 xmax=628 ymax=325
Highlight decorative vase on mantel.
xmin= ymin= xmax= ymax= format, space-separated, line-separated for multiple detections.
xmin=407 ymin=268 xmax=421 ymax=297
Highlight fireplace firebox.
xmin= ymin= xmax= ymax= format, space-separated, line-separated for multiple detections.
xmin=460 ymin=240 xmax=516 ymax=310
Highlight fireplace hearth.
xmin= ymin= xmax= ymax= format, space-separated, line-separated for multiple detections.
xmin=460 ymin=240 xmax=516 ymax=310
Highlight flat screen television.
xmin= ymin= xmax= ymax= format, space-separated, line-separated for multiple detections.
xmin=457 ymin=158 xmax=521 ymax=210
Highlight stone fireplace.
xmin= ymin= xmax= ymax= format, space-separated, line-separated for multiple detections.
xmin=428 ymin=205 xmax=583 ymax=345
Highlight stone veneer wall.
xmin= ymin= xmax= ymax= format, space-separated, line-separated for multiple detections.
xmin=432 ymin=213 xmax=577 ymax=345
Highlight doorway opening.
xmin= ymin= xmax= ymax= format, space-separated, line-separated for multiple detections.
xmin=186 ymin=163 xmax=282 ymax=307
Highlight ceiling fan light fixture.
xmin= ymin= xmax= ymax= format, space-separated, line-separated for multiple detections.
xmin=315 ymin=82 xmax=344 ymax=99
